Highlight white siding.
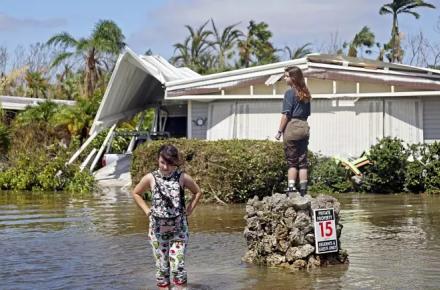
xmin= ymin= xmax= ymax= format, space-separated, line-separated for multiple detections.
xmin=308 ymin=99 xmax=383 ymax=157
xmin=423 ymin=97 xmax=440 ymax=141
xmin=207 ymin=101 xmax=236 ymax=140
xmin=207 ymin=100 xmax=281 ymax=140
xmin=235 ymin=101 xmax=280 ymax=139
xmin=205 ymin=98 xmax=424 ymax=157
xmin=191 ymin=101 xmax=209 ymax=139
xmin=384 ymin=98 xmax=423 ymax=144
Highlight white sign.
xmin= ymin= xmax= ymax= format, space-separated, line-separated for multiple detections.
xmin=313 ymin=208 xmax=338 ymax=254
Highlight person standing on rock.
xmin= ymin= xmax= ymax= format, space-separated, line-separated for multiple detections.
xmin=275 ymin=65 xmax=312 ymax=197
xmin=132 ymin=144 xmax=203 ymax=289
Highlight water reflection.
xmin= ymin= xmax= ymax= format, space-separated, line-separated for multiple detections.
xmin=1 ymin=191 xmax=440 ymax=289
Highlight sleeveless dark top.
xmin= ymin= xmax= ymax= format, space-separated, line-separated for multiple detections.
xmin=151 ymin=170 xmax=185 ymax=218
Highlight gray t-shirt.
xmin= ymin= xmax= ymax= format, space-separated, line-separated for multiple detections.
xmin=281 ymin=89 xmax=310 ymax=119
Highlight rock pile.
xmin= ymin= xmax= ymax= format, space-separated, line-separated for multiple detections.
xmin=243 ymin=193 xmax=348 ymax=270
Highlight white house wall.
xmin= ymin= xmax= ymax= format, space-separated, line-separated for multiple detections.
xmin=310 ymin=98 xmax=422 ymax=156
xmin=224 ymin=79 xmax=399 ymax=96
xmin=384 ymin=98 xmax=423 ymax=144
xmin=206 ymin=100 xmax=281 ymax=140
xmin=308 ymin=99 xmax=384 ymax=157
xmin=191 ymin=101 xmax=209 ymax=139
xmin=207 ymin=101 xmax=236 ymax=139
xmin=235 ymin=101 xmax=281 ymax=139
xmin=308 ymin=79 xmax=333 ymax=94
xmin=203 ymin=97 xmax=425 ymax=157
xmin=423 ymin=97 xmax=440 ymax=142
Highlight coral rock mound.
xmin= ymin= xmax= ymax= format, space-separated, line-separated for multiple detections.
xmin=243 ymin=193 xmax=348 ymax=270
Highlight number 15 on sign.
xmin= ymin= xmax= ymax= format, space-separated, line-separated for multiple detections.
xmin=313 ymin=208 xmax=338 ymax=254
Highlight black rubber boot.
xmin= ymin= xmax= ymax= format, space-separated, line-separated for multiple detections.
xmin=299 ymin=181 xmax=308 ymax=197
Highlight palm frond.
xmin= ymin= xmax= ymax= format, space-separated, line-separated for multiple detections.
xmin=379 ymin=6 xmax=393 ymax=15
xmin=50 ymin=52 xmax=74 ymax=68
xmin=400 ymin=9 xmax=421 ymax=18
xmin=46 ymin=32 xmax=78 ymax=48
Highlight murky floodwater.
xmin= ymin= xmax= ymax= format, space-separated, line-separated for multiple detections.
xmin=1 ymin=190 xmax=440 ymax=290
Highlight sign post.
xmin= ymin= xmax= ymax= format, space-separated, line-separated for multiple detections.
xmin=313 ymin=208 xmax=338 ymax=254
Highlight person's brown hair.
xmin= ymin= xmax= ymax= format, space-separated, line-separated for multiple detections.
xmin=158 ymin=144 xmax=182 ymax=166
xmin=285 ymin=66 xmax=312 ymax=102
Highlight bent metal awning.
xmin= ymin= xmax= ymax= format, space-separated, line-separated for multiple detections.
xmin=89 ymin=47 xmax=199 ymax=136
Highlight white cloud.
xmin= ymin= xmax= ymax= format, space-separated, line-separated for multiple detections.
xmin=128 ymin=0 xmax=393 ymax=58
xmin=0 ymin=13 xmax=67 ymax=32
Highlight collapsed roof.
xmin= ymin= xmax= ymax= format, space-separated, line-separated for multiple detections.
xmin=89 ymin=47 xmax=199 ymax=135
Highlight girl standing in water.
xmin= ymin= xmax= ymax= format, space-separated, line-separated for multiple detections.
xmin=132 ymin=144 xmax=203 ymax=289
xmin=275 ymin=66 xmax=312 ymax=196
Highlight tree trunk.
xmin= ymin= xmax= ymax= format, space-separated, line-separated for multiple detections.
xmin=391 ymin=13 xmax=399 ymax=62
xmin=86 ymin=48 xmax=97 ymax=98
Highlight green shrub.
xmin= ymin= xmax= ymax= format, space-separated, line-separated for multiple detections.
xmin=404 ymin=144 xmax=428 ymax=193
xmin=402 ymin=142 xmax=440 ymax=194
xmin=361 ymin=137 xmax=409 ymax=193
xmin=65 ymin=168 xmax=96 ymax=194
xmin=132 ymin=139 xmax=287 ymax=203
xmin=90 ymin=128 xmax=131 ymax=154
xmin=309 ymin=155 xmax=352 ymax=193
xmin=0 ymin=148 xmax=95 ymax=193
xmin=422 ymin=142 xmax=440 ymax=193
xmin=0 ymin=123 xmax=9 ymax=154
xmin=0 ymin=122 xmax=95 ymax=193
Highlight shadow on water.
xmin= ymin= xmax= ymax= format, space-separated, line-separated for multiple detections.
xmin=1 ymin=190 xmax=440 ymax=289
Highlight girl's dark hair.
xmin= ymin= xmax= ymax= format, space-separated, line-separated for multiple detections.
xmin=285 ymin=65 xmax=312 ymax=102
xmin=158 ymin=144 xmax=181 ymax=166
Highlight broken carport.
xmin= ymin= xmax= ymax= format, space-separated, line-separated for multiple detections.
xmin=67 ymin=47 xmax=199 ymax=181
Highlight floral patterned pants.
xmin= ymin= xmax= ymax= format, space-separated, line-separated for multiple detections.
xmin=149 ymin=216 xmax=189 ymax=287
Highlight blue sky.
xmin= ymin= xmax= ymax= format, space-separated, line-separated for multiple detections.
xmin=1 ymin=0 xmax=439 ymax=61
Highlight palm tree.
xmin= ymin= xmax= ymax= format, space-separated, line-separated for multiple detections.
xmin=346 ymin=26 xmax=376 ymax=57
xmin=55 ymin=69 xmax=82 ymax=100
xmin=237 ymin=20 xmax=278 ymax=68
xmin=51 ymin=93 xmax=101 ymax=143
xmin=171 ymin=21 xmax=213 ymax=73
xmin=284 ymin=43 xmax=313 ymax=60
xmin=14 ymin=101 xmax=60 ymax=127
xmin=24 ymin=71 xmax=49 ymax=98
xmin=47 ymin=20 xmax=125 ymax=97
xmin=210 ymin=19 xmax=243 ymax=71
xmin=379 ymin=0 xmax=435 ymax=62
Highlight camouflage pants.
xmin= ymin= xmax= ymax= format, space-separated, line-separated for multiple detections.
xmin=149 ymin=216 xmax=189 ymax=287
xmin=283 ymin=138 xmax=309 ymax=169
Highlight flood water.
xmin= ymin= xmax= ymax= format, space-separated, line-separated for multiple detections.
xmin=1 ymin=189 xmax=440 ymax=290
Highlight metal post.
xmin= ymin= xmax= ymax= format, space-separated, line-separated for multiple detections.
xmin=152 ymin=106 xmax=159 ymax=132
xmin=67 ymin=131 xmax=98 ymax=165
xmin=187 ymin=101 xmax=192 ymax=139
xmin=89 ymin=124 xmax=117 ymax=172
xmin=80 ymin=148 xmax=97 ymax=172
xmin=126 ymin=111 xmax=146 ymax=154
